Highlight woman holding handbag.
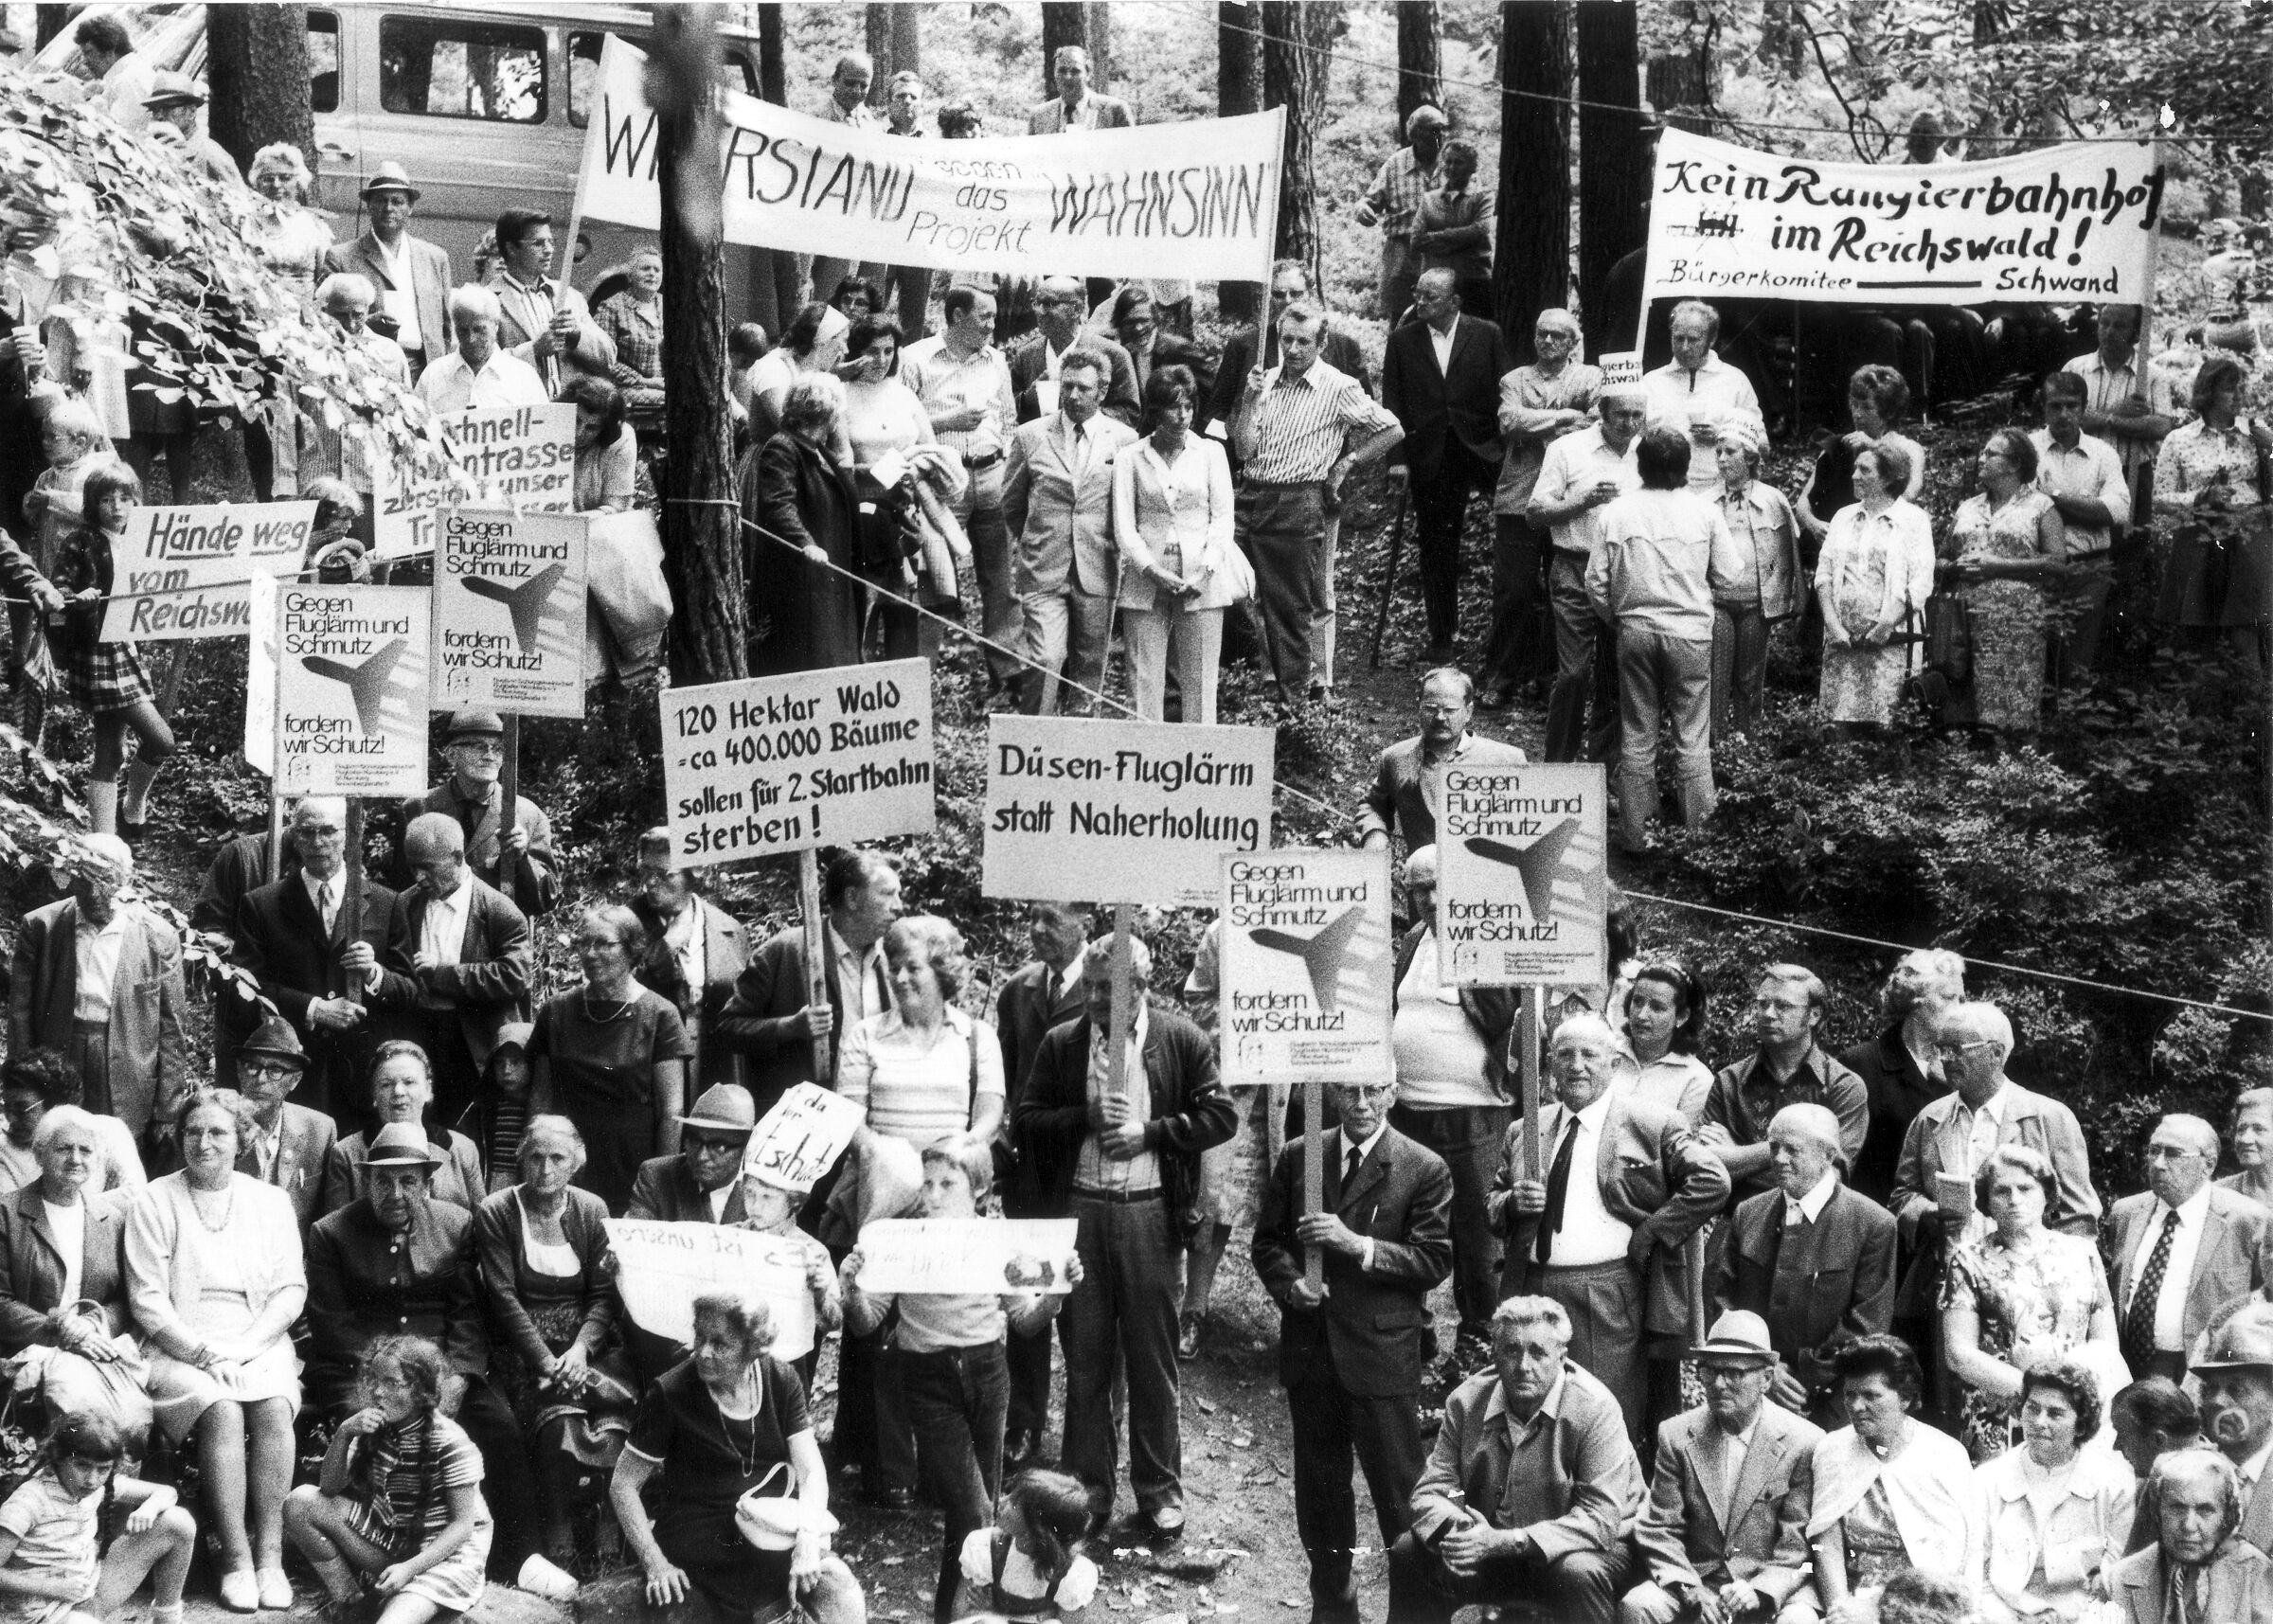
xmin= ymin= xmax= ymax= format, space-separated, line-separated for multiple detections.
xmin=1113 ymin=366 xmax=1244 ymax=724
xmin=842 ymin=313 xmax=967 ymax=660
xmin=1816 ymin=441 xmax=1936 ymax=730
xmin=2154 ymin=353 xmax=2273 ymax=663
xmin=1946 ymin=429 xmax=2068 ymax=742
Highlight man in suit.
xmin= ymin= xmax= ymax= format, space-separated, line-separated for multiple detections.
xmin=231 ymin=1015 xmax=335 ymax=1229
xmin=1698 ymin=964 xmax=1869 ymax=1205
xmin=1110 ymin=287 xmax=1216 ymax=412
xmin=232 ymin=795 xmax=416 ymax=1129
xmin=390 ymin=813 xmax=530 ymax=1131
xmin=1007 ymin=277 xmax=1142 ymax=429
xmin=1254 ymin=1077 xmax=1453 ymax=1623
xmin=1839 ymin=949 xmax=1964 ymax=1206
xmin=2109 ymin=1114 xmax=2273 ymax=1383
xmin=1711 ymin=1104 xmax=1895 ymax=1428
xmin=398 ymin=709 xmax=561 ymax=918
xmin=1029 ymin=44 xmax=1134 ymax=133
xmin=1387 ymin=1295 xmax=1643 ymax=1624
xmin=1357 ymin=668 xmax=1527 ymax=859
xmin=487 ymin=206 xmax=616 ymax=396
xmin=630 ymin=829 xmax=750 ymax=1101
xmin=715 ymin=848 xmax=902 ymax=1102
xmin=1383 ymin=269 xmax=1515 ymax=663
xmin=1013 ymin=934 xmax=1236 ymax=1538
xmin=1494 ymin=1013 xmax=1729 ymax=1436
xmin=321 ymin=162 xmax=454 ymax=380
xmin=624 ymin=1083 xmax=758 ymax=1382
xmin=1888 ymin=1001 xmax=2102 ymax=1328
xmin=1004 ymin=346 xmax=1137 ymax=716
xmin=1622 ymin=1311 xmax=1823 ymax=1624
xmin=2113 ymin=1445 xmax=2273 ymax=1622
xmin=8 ymin=833 xmax=187 ymax=1141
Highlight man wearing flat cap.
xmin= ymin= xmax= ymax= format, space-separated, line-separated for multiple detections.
xmin=230 ymin=1015 xmax=335 ymax=1229
xmin=323 ymin=160 xmax=455 ymax=380
xmin=1624 ymin=1311 xmax=1823 ymax=1624
xmin=397 ymin=710 xmax=560 ymax=917
xmin=304 ymin=1122 xmax=539 ymax=1580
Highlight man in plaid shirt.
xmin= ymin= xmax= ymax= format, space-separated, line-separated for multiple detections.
xmin=1356 ymin=105 xmax=1448 ymax=329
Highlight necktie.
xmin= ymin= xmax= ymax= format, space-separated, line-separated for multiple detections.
xmin=1534 ymin=1117 xmax=1579 ymax=1265
xmin=2179 ymin=1564 xmax=2205 ymax=1624
xmin=2121 ymin=1208 xmax=2179 ymax=1373
xmin=1344 ymin=1145 xmax=1362 ymax=1194
xmin=1072 ymin=421 xmax=1088 ymax=480
xmin=316 ymin=881 xmax=336 ymax=937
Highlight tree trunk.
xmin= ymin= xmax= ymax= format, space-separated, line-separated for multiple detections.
xmin=653 ymin=6 xmax=747 ymax=685
xmin=757 ymin=1 xmax=787 ymax=103
xmin=1084 ymin=4 xmax=1113 ymax=90
xmin=1758 ymin=1 xmax=1805 ymax=77
xmin=206 ymin=5 xmax=315 ymax=177
xmin=33 ymin=6 xmax=67 ymax=50
xmin=865 ymin=5 xmax=892 ymax=101
xmin=748 ymin=3 xmax=798 ymax=339
xmin=894 ymin=5 xmax=923 ymax=87
xmin=1262 ymin=2 xmax=1332 ymax=293
xmin=1495 ymin=0 xmax=1571 ymax=361
xmin=1576 ymin=0 xmax=1647 ymax=330
xmin=1394 ymin=1 xmax=1442 ymax=142
xmin=1644 ymin=2 xmax=1711 ymax=135
xmin=1041 ymin=3 xmax=1086 ymax=95
xmin=1217 ymin=3 xmax=1264 ymax=327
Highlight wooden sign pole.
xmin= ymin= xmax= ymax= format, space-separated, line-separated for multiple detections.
xmin=799 ymin=849 xmax=832 ymax=1085
xmin=499 ymin=713 xmax=524 ymax=898
xmin=1302 ymin=1077 xmax=1323 ymax=1293
xmin=1104 ymin=901 xmax=1135 ymax=1115
xmin=342 ymin=797 xmax=367 ymax=1009
xmin=265 ymin=793 xmax=285 ymax=880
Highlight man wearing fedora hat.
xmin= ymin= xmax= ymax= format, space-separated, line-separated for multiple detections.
xmin=140 ymin=73 xmax=243 ymax=192
xmin=1623 ymin=1310 xmax=1823 ymax=1624
xmin=305 ymin=1121 xmax=543 ymax=1582
xmin=325 ymin=161 xmax=456 ymax=381
xmin=231 ymin=1014 xmax=336 ymax=1228
xmin=395 ymin=710 xmax=561 ymax=918
xmin=629 ymin=1083 xmax=755 ymax=1226
xmin=2193 ymin=1303 xmax=2273 ymax=1556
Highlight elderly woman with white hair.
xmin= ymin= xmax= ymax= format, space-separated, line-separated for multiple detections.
xmin=245 ymin=144 xmax=333 ymax=294
xmin=746 ymin=301 xmax=852 ymax=443
xmin=2110 ymin=1447 xmax=2273 ymax=1624
xmin=0 ymin=1104 xmax=136 ymax=1364
xmin=743 ymin=371 xmax=865 ymax=673
xmin=415 ymin=284 xmax=549 ymax=413
xmin=1709 ymin=421 xmax=1802 ymax=741
xmin=1815 ymin=437 xmax=1937 ymax=729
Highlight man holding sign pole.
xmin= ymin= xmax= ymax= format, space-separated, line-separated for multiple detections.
xmin=398 ymin=711 xmax=561 ymax=919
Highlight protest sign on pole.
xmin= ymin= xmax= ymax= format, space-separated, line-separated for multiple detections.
xmin=981 ymin=716 xmax=1274 ymax=907
xmin=854 ymin=1219 xmax=1081 ymax=1296
xmin=98 ymin=502 xmax=313 ymax=643
xmin=659 ymin=658 xmax=935 ymax=864
xmin=742 ymin=1083 xmax=867 ymax=1193
xmin=1435 ymin=762 xmax=1609 ymax=989
xmin=433 ymin=507 xmax=587 ymax=718
xmin=575 ymin=34 xmax=1283 ymax=285
xmin=273 ymin=584 xmax=431 ymax=797
xmin=243 ymin=572 xmax=278 ymax=776
xmin=604 ymin=1220 xmax=818 ymax=1359
xmin=1217 ymin=849 xmax=1394 ymax=1087
xmin=1638 ymin=128 xmax=2166 ymax=310
xmin=371 ymin=403 xmax=577 ymax=559
xmin=1597 ymin=351 xmax=1643 ymax=392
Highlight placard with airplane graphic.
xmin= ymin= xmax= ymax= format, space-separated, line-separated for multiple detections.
xmin=273 ymin=584 xmax=431 ymax=796
xmin=1436 ymin=762 xmax=1608 ymax=988
xmin=1217 ymin=849 xmax=1393 ymax=1086
xmin=433 ymin=507 xmax=586 ymax=718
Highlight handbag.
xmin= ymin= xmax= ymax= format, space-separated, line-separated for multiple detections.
xmin=1920 ymin=592 xmax=1974 ymax=687
xmin=1214 ymin=542 xmax=1258 ymax=605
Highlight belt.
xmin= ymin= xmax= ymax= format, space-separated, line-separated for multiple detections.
xmin=963 ymin=451 xmax=1003 ymax=470
xmin=1536 ymin=1258 xmax=1632 ymax=1277
xmin=1244 ymin=478 xmax=1328 ymax=491
xmin=1072 ymin=1185 xmax=1165 ymax=1205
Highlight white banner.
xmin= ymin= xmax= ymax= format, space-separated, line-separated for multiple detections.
xmin=575 ymin=34 xmax=1283 ymax=284
xmin=982 ymin=716 xmax=1274 ymax=907
xmin=1435 ymin=763 xmax=1610 ymax=989
xmin=99 ymin=502 xmax=313 ymax=643
xmin=274 ymin=584 xmax=431 ymax=797
xmin=1218 ymin=850 xmax=1395 ymax=1087
xmin=660 ymin=659 xmax=935 ymax=864
xmin=1639 ymin=128 xmax=2166 ymax=309
xmin=372 ymin=403 xmax=576 ymax=559
xmin=855 ymin=1218 xmax=1080 ymax=1296
xmin=742 ymin=1083 xmax=866 ymax=1195
xmin=603 ymin=1219 xmax=818 ymax=1360
xmin=433 ymin=507 xmax=586 ymax=719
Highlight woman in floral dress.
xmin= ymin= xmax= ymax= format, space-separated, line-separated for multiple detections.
xmin=1946 ymin=428 xmax=2067 ymax=741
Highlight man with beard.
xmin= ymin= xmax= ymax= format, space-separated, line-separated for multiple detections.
xmin=1840 ymin=950 xmax=1965 ymax=1206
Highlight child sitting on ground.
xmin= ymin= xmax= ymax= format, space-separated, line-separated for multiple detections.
xmin=0 ymin=1412 xmax=195 ymax=1624
xmin=958 ymin=1468 xmax=1098 ymax=1622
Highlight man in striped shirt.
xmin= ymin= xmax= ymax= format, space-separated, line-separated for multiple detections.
xmin=1228 ymin=303 xmax=1404 ymax=705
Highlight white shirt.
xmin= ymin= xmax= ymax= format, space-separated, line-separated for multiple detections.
xmin=1427 ymin=318 xmax=1458 ymax=375
xmin=44 ymin=1201 xmax=83 ymax=1307
xmin=2242 ymin=1436 xmax=2273 ymax=1501
xmin=903 ymin=335 xmax=1016 ymax=463
xmin=2030 ymin=428 xmax=2129 ymax=557
xmin=1785 ymin=1169 xmax=1839 ymax=1225
xmin=1714 ymin=1412 xmax=1760 ymax=1505
xmin=1640 ymin=354 xmax=1765 ymax=491
xmin=418 ymin=878 xmax=469 ymax=972
xmin=302 ymin=871 xmax=341 ymax=935
xmin=1546 ymin=1092 xmax=1633 ymax=1267
xmin=707 ymin=1184 xmax=733 ymax=1222
xmin=1953 ymin=1084 xmax=2011 ymax=1175
xmin=1054 ymin=955 xmax=1085 ymax=1008
xmin=245 ymin=1112 xmax=283 ymax=1184
xmin=1342 ymin=1121 xmax=1390 ymax=1274
xmin=71 ymin=910 xmax=128 ymax=1026
xmin=1076 ymin=1005 xmax=1157 ymax=1194
xmin=828 ymin=922 xmax=888 ymax=1026
xmin=664 ymin=902 xmax=708 ymax=1014
xmin=369 ymin=233 xmax=421 ymax=350
xmin=1530 ymin=425 xmax=1641 ymax=558
xmin=414 ymin=348 xmax=549 ymax=414
xmin=2127 ymin=1184 xmax=2213 ymax=1352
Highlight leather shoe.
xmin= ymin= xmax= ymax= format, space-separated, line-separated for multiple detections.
xmin=1147 ymin=1506 xmax=1186 ymax=1541
xmin=1176 ymin=1314 xmax=1202 ymax=1361
xmin=1004 ymin=1428 xmax=1037 ymax=1465
xmin=868 ymin=1485 xmax=916 ymax=1511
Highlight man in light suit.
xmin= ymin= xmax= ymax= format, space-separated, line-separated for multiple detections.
xmin=2114 ymin=1445 xmax=2273 ymax=1622
xmin=322 ymin=163 xmax=454 ymax=379
xmin=630 ymin=829 xmax=751 ymax=1102
xmin=1357 ymin=668 xmax=1527 ymax=859
xmin=388 ymin=813 xmax=530 ymax=1131
xmin=8 ymin=834 xmax=187 ymax=1141
xmin=715 ymin=848 xmax=902 ymax=1102
xmin=1007 ymin=277 xmax=1142 ymax=428
xmin=1712 ymin=1104 xmax=1895 ymax=1428
xmin=1004 ymin=346 xmax=1136 ymax=716
xmin=2109 ymin=1114 xmax=2273 ymax=1383
xmin=487 ymin=206 xmax=616 ymax=396
xmin=1028 ymin=45 xmax=1134 ymax=134
xmin=1622 ymin=1311 xmax=1822 ymax=1624
xmin=1494 ymin=1013 xmax=1730 ymax=1437
xmin=1382 ymin=269 xmax=1515 ymax=663
xmin=231 ymin=1015 xmax=336 ymax=1229
xmin=1254 ymin=1077 xmax=1453 ymax=1624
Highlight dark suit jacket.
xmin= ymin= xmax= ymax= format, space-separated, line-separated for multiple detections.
xmin=1006 ymin=331 xmax=1142 ymax=429
xmin=1381 ymin=313 xmax=1515 ymax=480
xmin=193 ymin=835 xmax=296 ymax=1081
xmin=0 ymin=1186 xmax=128 ymax=1352
xmin=1253 ymin=1124 xmax=1453 ymax=1398
xmin=231 ymin=873 xmax=416 ymax=1122
xmin=993 ymin=959 xmax=1085 ymax=1120
xmin=236 ymin=1102 xmax=336 ymax=1229
xmin=8 ymin=897 xmax=188 ymax=1133
xmin=2116 ymin=1541 xmax=2273 ymax=1624
xmin=1011 ymin=1008 xmax=1236 ymax=1234
xmin=626 ymin=1152 xmax=750 ymax=1225
xmin=396 ymin=783 xmax=561 ymax=918
xmin=394 ymin=876 xmax=530 ymax=1074
xmin=1357 ymin=731 xmax=1528 ymax=856
xmin=305 ymin=1196 xmax=488 ymax=1412
xmin=1638 ymin=1402 xmax=1821 ymax=1600
xmin=714 ymin=926 xmax=893 ymax=1115
xmin=324 ymin=231 xmax=454 ymax=363
xmin=1713 ymin=1181 xmax=1896 ymax=1390
xmin=2105 ymin=1186 xmax=2272 ymax=1364
xmin=1839 ymin=1026 xmax=1948 ymax=1207
xmin=323 ymin=1129 xmax=490 ymax=1220
xmin=1202 ymin=324 xmax=1372 ymax=439
xmin=633 ymin=897 xmax=751 ymax=1095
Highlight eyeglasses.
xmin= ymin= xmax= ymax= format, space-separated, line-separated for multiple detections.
xmin=240 ymin=1062 xmax=300 ymax=1081
xmin=685 ymin=1133 xmax=746 ymax=1154
xmin=1930 ymin=1039 xmax=1996 ymax=1058
xmin=450 ymin=741 xmax=505 ymax=760
xmin=2146 ymin=1144 xmax=2208 ymax=1162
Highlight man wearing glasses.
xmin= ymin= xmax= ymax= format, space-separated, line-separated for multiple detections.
xmin=396 ymin=709 xmax=560 ymax=918
xmin=1007 ymin=276 xmax=1142 ymax=429
xmin=2107 ymin=1115 xmax=2270 ymax=1383
xmin=1358 ymin=668 xmax=1525 ymax=862
xmin=1696 ymin=964 xmax=1867 ymax=1205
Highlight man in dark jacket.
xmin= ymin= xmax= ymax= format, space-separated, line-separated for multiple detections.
xmin=1011 ymin=934 xmax=1235 ymax=1538
xmin=630 ymin=829 xmax=751 ymax=1100
xmin=391 ymin=812 xmax=530 ymax=1129
xmin=303 ymin=1124 xmax=538 ymax=1579
xmin=1254 ymin=1078 xmax=1454 ymax=1624
xmin=395 ymin=709 xmax=561 ymax=917
xmin=191 ymin=825 xmax=299 ymax=1084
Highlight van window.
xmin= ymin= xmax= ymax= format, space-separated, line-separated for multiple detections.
xmin=380 ymin=15 xmax=546 ymax=123
xmin=569 ymin=31 xmax=757 ymax=128
xmin=308 ymin=11 xmax=339 ymax=114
